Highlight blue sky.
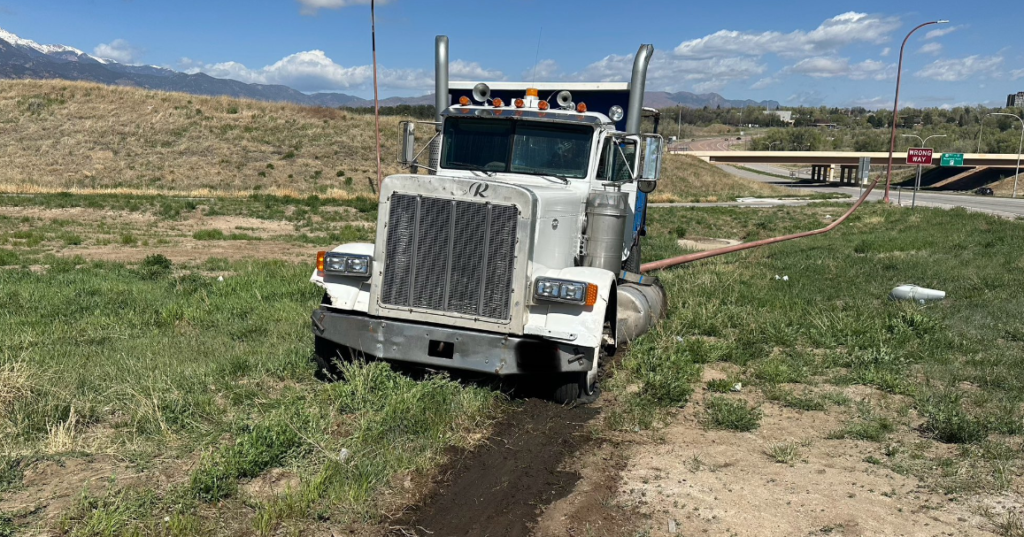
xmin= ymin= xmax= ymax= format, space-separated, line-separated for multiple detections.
xmin=2 ymin=0 xmax=1021 ymax=108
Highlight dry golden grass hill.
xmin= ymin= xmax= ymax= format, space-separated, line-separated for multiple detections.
xmin=0 ymin=80 xmax=404 ymax=198
xmin=0 ymin=79 xmax=794 ymax=201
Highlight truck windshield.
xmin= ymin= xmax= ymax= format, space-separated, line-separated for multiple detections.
xmin=441 ymin=117 xmax=593 ymax=179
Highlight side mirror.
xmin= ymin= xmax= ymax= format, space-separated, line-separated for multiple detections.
xmin=638 ymin=135 xmax=664 ymax=193
xmin=399 ymin=121 xmax=418 ymax=173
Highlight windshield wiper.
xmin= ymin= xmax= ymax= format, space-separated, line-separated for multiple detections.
xmin=449 ymin=162 xmax=496 ymax=177
xmin=539 ymin=174 xmax=570 ymax=185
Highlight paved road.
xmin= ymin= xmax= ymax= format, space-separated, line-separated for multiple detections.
xmin=722 ymin=163 xmax=1024 ymax=219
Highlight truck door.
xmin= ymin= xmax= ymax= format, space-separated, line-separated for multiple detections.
xmin=595 ymin=134 xmax=640 ymax=261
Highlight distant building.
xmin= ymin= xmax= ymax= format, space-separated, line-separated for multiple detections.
xmin=1008 ymin=92 xmax=1024 ymax=108
xmin=768 ymin=110 xmax=794 ymax=125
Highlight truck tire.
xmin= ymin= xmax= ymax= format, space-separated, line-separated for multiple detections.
xmin=624 ymin=243 xmax=641 ymax=273
xmin=551 ymin=374 xmax=584 ymax=405
xmin=313 ymin=335 xmax=351 ymax=381
xmin=552 ymin=352 xmax=600 ymax=405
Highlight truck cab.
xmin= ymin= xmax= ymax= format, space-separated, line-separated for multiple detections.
xmin=311 ymin=37 xmax=665 ymax=403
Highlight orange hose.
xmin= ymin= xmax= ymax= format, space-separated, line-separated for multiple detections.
xmin=640 ymin=168 xmax=881 ymax=272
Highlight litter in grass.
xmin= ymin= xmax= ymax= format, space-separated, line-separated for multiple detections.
xmin=890 ymin=285 xmax=945 ymax=304
xmin=731 ymin=383 xmax=743 ymax=393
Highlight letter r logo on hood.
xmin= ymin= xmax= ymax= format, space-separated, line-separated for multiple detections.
xmin=469 ymin=182 xmax=489 ymax=198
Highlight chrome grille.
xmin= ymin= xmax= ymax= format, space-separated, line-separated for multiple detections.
xmin=381 ymin=194 xmax=519 ymax=321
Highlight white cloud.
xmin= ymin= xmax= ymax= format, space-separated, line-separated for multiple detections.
xmin=781 ymin=57 xmax=894 ymax=81
xmin=296 ymin=0 xmax=390 ymax=16
xmin=449 ymin=59 xmax=504 ymax=81
xmin=93 ymin=39 xmax=140 ymax=64
xmin=521 ymin=59 xmax=561 ymax=81
xmin=918 ymin=42 xmax=943 ymax=55
xmin=185 ymin=49 xmax=447 ymax=93
xmin=750 ymin=76 xmax=781 ymax=90
xmin=847 ymin=96 xmax=892 ymax=109
xmin=788 ymin=90 xmax=826 ymax=106
xmin=674 ymin=12 xmax=901 ymax=59
xmin=924 ymin=26 xmax=959 ymax=40
xmin=915 ymin=54 xmax=1004 ymax=82
xmin=566 ymin=52 xmax=765 ymax=93
xmin=1011 ymin=69 xmax=1024 ymax=80
xmin=880 ymin=47 xmax=891 ymax=57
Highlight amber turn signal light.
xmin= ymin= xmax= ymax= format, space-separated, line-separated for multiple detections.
xmin=316 ymin=251 xmax=326 ymax=272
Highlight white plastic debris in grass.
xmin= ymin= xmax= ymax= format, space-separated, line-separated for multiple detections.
xmin=890 ymin=285 xmax=945 ymax=304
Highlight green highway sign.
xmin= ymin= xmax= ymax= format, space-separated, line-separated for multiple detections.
xmin=940 ymin=153 xmax=964 ymax=166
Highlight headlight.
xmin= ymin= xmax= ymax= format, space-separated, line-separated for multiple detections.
xmin=318 ymin=251 xmax=372 ymax=277
xmin=534 ymin=278 xmax=598 ymax=306
xmin=608 ymin=105 xmax=624 ymax=122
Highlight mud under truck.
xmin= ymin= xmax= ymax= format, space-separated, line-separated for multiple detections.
xmin=311 ymin=36 xmax=666 ymax=403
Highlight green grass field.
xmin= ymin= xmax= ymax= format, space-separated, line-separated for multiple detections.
xmin=2 ymin=188 xmax=1024 ymax=534
xmin=609 ymin=202 xmax=1024 ymax=498
xmin=0 ymin=255 xmax=498 ymax=534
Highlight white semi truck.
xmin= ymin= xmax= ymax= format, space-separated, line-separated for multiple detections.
xmin=310 ymin=36 xmax=666 ymax=403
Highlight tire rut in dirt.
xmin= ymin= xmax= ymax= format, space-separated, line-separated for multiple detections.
xmin=390 ymin=399 xmax=599 ymax=537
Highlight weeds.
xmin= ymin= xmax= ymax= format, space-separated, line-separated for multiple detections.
xmin=705 ymin=379 xmax=735 ymax=393
xmin=192 ymin=229 xmax=261 ymax=241
xmin=994 ymin=512 xmax=1024 ymax=537
xmin=920 ymin=391 xmax=990 ymax=444
xmin=702 ymin=397 xmax=762 ymax=432
xmin=765 ymin=442 xmax=800 ymax=464
xmin=828 ymin=415 xmax=896 ymax=442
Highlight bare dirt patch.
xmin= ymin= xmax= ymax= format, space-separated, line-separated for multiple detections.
xmin=0 ymin=205 xmax=157 ymax=226
xmin=63 ymin=240 xmax=317 ymax=264
xmin=533 ymin=437 xmax=638 ymax=537
xmin=617 ymin=389 xmax=999 ymax=537
xmin=677 ymin=237 xmax=743 ymax=251
xmin=390 ymin=399 xmax=599 ymax=537
xmin=1 ymin=455 xmax=131 ymax=527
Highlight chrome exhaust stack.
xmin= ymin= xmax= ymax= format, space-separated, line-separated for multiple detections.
xmin=626 ymin=44 xmax=654 ymax=135
xmin=434 ymin=35 xmax=449 ymax=127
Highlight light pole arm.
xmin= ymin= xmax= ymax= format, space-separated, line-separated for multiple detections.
xmin=883 ymin=20 xmax=948 ymax=203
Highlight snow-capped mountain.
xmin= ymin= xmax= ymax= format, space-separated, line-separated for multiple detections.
xmin=0 ymin=26 xmax=373 ymax=106
xmin=0 ymin=27 xmax=108 ymax=64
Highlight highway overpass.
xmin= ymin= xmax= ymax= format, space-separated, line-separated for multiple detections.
xmin=679 ymin=151 xmax=1021 ymax=168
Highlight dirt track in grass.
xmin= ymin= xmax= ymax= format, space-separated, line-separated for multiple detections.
xmin=389 ymin=399 xmax=609 ymax=537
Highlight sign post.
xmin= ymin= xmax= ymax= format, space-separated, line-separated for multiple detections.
xmin=906 ymin=148 xmax=933 ymax=209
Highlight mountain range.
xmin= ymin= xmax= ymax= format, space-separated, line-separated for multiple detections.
xmin=0 ymin=27 xmax=779 ymax=111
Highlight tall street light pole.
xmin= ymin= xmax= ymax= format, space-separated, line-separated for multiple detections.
xmin=883 ymin=19 xmax=949 ymax=204
xmin=901 ymin=134 xmax=946 ymax=208
xmin=987 ymin=112 xmax=1024 ymax=198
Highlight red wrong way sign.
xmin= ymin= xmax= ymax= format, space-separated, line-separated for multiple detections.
xmin=907 ymin=148 xmax=933 ymax=165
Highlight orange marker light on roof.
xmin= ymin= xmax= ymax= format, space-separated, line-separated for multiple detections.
xmin=492 ymin=98 xmax=504 ymax=107
xmin=538 ymin=100 xmax=550 ymax=111
xmin=514 ymin=98 xmax=525 ymax=108
xmin=526 ymin=88 xmax=539 ymax=97
xmin=459 ymin=95 xmax=471 ymax=106
xmin=576 ymin=102 xmax=588 ymax=113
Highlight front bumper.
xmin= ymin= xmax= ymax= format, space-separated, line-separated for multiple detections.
xmin=311 ymin=308 xmax=594 ymax=377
